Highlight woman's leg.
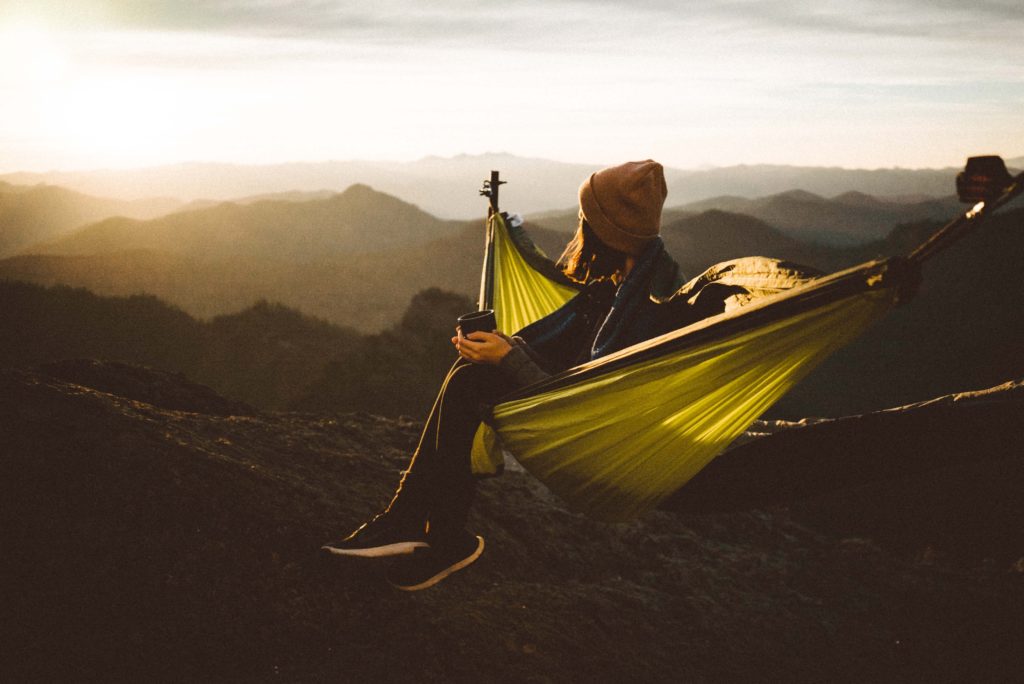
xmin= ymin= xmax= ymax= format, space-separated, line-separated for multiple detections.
xmin=322 ymin=358 xmax=514 ymax=557
xmin=387 ymin=358 xmax=515 ymax=537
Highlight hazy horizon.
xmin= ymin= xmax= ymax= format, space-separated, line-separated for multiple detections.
xmin=0 ymin=150 xmax=1005 ymax=177
xmin=1 ymin=1 xmax=1021 ymax=174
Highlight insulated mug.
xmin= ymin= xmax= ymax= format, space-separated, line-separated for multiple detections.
xmin=457 ymin=309 xmax=497 ymax=337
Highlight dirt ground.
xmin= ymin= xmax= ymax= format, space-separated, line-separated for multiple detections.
xmin=2 ymin=361 xmax=1021 ymax=682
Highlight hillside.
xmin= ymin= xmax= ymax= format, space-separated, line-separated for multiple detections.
xmin=525 ymin=205 xmax=695 ymax=237
xmin=530 ymin=191 xmax=965 ymax=247
xmin=29 ymin=184 xmax=465 ymax=260
xmin=0 ymin=181 xmax=181 ymax=257
xmin=1 ymin=362 xmax=1020 ymax=681
xmin=5 ymin=188 xmax=925 ymax=325
xmin=672 ymin=381 xmax=1024 ymax=561
xmin=0 ymin=280 xmax=360 ymax=410
xmin=674 ymin=190 xmax=963 ymax=245
xmin=773 ymin=207 xmax=1024 ymax=417
xmin=663 ymin=164 xmax=961 ymax=212
xmin=0 ymin=230 xmax=482 ymax=334
xmin=0 ymin=206 xmax=576 ymax=334
xmin=0 ymin=280 xmax=471 ymax=416
xmin=1 ymin=203 xmax=1021 ymax=418
xmin=660 ymin=210 xmax=835 ymax=276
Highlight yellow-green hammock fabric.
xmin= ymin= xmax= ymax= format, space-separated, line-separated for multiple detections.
xmin=470 ymin=213 xmax=906 ymax=521
xmin=484 ymin=212 xmax=578 ymax=334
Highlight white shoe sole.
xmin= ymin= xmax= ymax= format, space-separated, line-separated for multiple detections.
xmin=389 ymin=536 xmax=485 ymax=591
xmin=320 ymin=540 xmax=428 ymax=558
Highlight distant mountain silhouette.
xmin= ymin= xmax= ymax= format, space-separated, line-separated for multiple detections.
xmin=660 ymin=210 xmax=834 ymax=277
xmin=0 ymin=155 xmax=601 ymax=219
xmin=6 ymin=152 xmax=1012 ymax=218
xmin=29 ymin=184 xmax=464 ymax=260
xmin=674 ymin=191 xmax=963 ymax=245
xmin=526 ymin=206 xmax=695 ymax=237
xmin=0 ymin=181 xmax=1002 ymax=329
xmin=2 ymin=203 xmax=1021 ymax=418
xmin=0 ymin=181 xmax=181 ymax=257
xmin=1 ymin=187 xmax=585 ymax=331
xmin=2 ymin=170 xmax=1021 ymax=418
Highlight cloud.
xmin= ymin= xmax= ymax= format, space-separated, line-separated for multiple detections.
xmin=1 ymin=0 xmax=1019 ymax=171
xmin=10 ymin=0 xmax=1024 ymax=59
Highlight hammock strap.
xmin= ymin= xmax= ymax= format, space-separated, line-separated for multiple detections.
xmin=477 ymin=212 xmax=496 ymax=310
xmin=908 ymin=170 xmax=1024 ymax=265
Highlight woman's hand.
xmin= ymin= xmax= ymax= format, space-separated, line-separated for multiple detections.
xmin=451 ymin=330 xmax=513 ymax=365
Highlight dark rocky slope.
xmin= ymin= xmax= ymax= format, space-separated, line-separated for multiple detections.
xmin=2 ymin=362 xmax=1021 ymax=682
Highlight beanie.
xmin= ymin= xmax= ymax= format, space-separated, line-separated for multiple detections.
xmin=578 ymin=160 xmax=667 ymax=256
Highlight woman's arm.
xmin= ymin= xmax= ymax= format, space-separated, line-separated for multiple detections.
xmin=452 ymin=331 xmax=552 ymax=387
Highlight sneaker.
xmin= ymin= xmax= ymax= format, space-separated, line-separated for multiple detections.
xmin=386 ymin=532 xmax=484 ymax=591
xmin=320 ymin=514 xmax=429 ymax=558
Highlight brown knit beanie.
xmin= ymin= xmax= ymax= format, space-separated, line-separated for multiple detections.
xmin=578 ymin=160 xmax=667 ymax=256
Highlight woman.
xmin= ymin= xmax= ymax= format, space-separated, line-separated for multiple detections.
xmin=322 ymin=160 xmax=682 ymax=591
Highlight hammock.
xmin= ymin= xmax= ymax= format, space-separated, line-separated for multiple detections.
xmin=470 ymin=165 xmax=1024 ymax=521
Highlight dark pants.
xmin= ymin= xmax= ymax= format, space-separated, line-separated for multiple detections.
xmin=384 ymin=359 xmax=516 ymax=538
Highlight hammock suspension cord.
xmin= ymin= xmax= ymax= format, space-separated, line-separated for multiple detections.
xmin=908 ymin=169 xmax=1024 ymax=265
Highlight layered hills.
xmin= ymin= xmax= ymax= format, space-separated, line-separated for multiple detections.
xmin=29 ymin=183 xmax=465 ymax=260
xmin=0 ymin=183 xmax=913 ymax=330
xmin=1 ymin=185 xmax=488 ymax=331
xmin=0 ymin=280 xmax=472 ymax=417
xmin=3 ymin=153 xmax=997 ymax=218
xmin=2 ymin=179 xmax=1021 ymax=416
xmin=530 ymin=190 xmax=965 ymax=245
xmin=675 ymin=190 xmax=963 ymax=245
xmin=0 ymin=181 xmax=181 ymax=257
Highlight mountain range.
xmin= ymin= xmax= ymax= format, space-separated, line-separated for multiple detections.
xmin=0 ymin=181 xmax=181 ymax=258
xmin=0 ymin=183 xmax=890 ymax=332
xmin=672 ymin=190 xmax=965 ymax=245
xmin=27 ymin=183 xmax=465 ymax=261
xmin=1 ymin=174 xmax=1021 ymax=416
xmin=6 ymin=153 xmax=1019 ymax=219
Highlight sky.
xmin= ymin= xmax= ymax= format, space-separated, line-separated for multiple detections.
xmin=0 ymin=0 xmax=1021 ymax=172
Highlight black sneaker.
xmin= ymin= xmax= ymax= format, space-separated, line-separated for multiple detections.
xmin=386 ymin=531 xmax=484 ymax=591
xmin=320 ymin=514 xmax=429 ymax=558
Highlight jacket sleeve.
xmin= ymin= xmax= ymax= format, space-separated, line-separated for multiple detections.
xmin=498 ymin=337 xmax=552 ymax=388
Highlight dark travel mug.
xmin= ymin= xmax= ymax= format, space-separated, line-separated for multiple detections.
xmin=457 ymin=309 xmax=497 ymax=337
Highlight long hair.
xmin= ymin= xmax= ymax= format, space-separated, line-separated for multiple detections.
xmin=556 ymin=215 xmax=628 ymax=285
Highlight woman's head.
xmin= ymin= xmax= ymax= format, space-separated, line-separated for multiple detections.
xmin=558 ymin=160 xmax=667 ymax=283
xmin=578 ymin=159 xmax=666 ymax=256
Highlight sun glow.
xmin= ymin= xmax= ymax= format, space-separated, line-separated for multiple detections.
xmin=45 ymin=69 xmax=206 ymax=166
xmin=0 ymin=18 xmax=224 ymax=168
xmin=0 ymin=19 xmax=69 ymax=84
xmin=0 ymin=3 xmax=1021 ymax=172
